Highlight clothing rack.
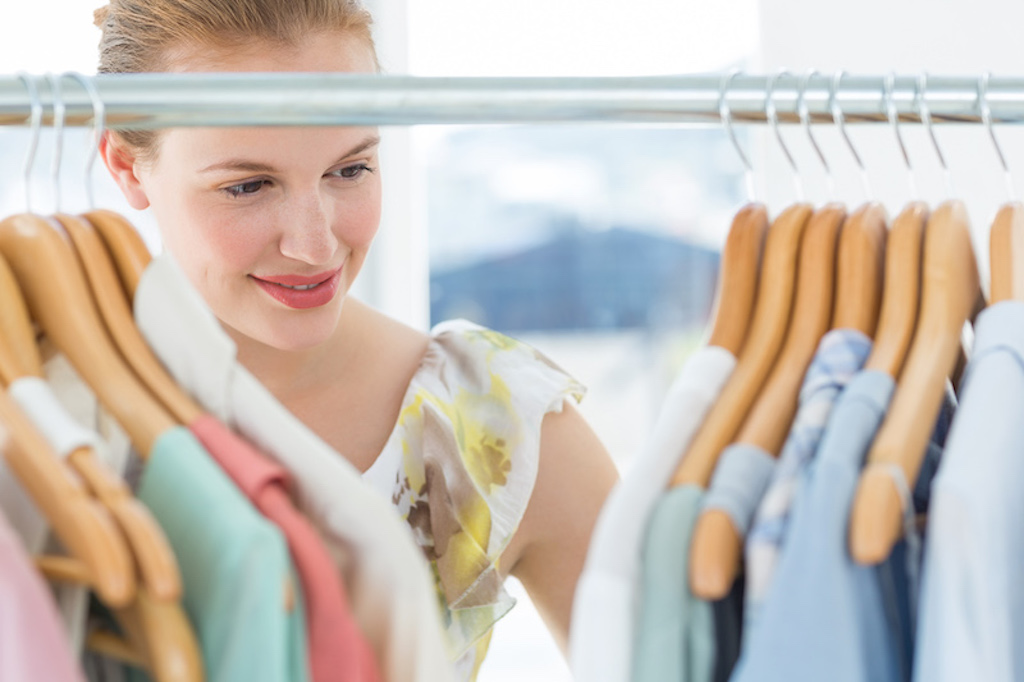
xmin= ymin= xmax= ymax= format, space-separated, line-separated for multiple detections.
xmin=0 ymin=73 xmax=1023 ymax=128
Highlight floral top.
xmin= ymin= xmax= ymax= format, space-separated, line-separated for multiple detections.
xmin=363 ymin=320 xmax=585 ymax=682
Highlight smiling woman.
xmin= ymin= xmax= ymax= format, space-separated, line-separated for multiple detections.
xmin=92 ymin=1 xmax=619 ymax=680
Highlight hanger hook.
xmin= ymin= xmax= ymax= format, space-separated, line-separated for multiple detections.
xmin=61 ymin=72 xmax=106 ymax=211
xmin=918 ymin=71 xmax=954 ymax=198
xmin=45 ymin=73 xmax=67 ymax=214
xmin=979 ymin=72 xmax=1015 ymax=202
xmin=719 ymin=69 xmax=756 ymax=203
xmin=830 ymin=70 xmax=872 ymax=201
xmin=767 ymin=70 xmax=804 ymax=202
xmin=798 ymin=69 xmax=834 ymax=201
xmin=15 ymin=72 xmax=43 ymax=214
xmin=885 ymin=72 xmax=918 ymax=200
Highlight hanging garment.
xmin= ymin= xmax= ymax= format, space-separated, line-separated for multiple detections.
xmin=0 ymin=507 xmax=84 ymax=682
xmin=132 ymin=427 xmax=310 ymax=682
xmin=362 ymin=319 xmax=585 ymax=681
xmin=190 ymin=414 xmax=380 ymax=682
xmin=132 ymin=253 xmax=454 ymax=682
xmin=914 ymin=301 xmax=1024 ymax=682
xmin=632 ymin=485 xmax=716 ymax=682
xmin=569 ymin=346 xmax=736 ymax=682
xmin=743 ymin=329 xmax=871 ymax=630
xmin=0 ymin=375 xmax=128 ymax=656
xmin=730 ymin=370 xmax=953 ymax=682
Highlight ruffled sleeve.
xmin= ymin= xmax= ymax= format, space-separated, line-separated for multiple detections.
xmin=374 ymin=319 xmax=585 ymax=667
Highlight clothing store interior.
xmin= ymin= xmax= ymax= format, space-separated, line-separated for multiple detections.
xmin=3 ymin=1 xmax=1024 ymax=681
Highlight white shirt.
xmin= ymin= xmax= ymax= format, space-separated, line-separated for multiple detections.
xmin=569 ymin=346 xmax=736 ymax=682
xmin=133 ymin=253 xmax=454 ymax=682
xmin=915 ymin=301 xmax=1024 ymax=682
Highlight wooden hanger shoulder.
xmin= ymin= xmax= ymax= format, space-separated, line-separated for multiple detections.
xmin=849 ymin=200 xmax=980 ymax=564
xmin=689 ymin=203 xmax=843 ymax=599
xmin=707 ymin=203 xmax=770 ymax=356
xmin=832 ymin=202 xmax=887 ymax=336
xmin=989 ymin=201 xmax=1024 ymax=304
xmin=84 ymin=210 xmax=153 ymax=300
xmin=670 ymin=202 xmax=813 ymax=489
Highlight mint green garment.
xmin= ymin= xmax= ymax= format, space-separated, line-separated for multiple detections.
xmin=633 ymin=485 xmax=715 ymax=682
xmin=132 ymin=427 xmax=310 ymax=682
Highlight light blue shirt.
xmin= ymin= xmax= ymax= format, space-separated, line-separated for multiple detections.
xmin=134 ymin=427 xmax=310 ymax=682
xmin=730 ymin=369 xmax=951 ymax=682
xmin=744 ymin=329 xmax=872 ymax=628
xmin=915 ymin=301 xmax=1024 ymax=682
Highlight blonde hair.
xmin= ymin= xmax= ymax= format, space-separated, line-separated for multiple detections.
xmin=94 ymin=0 xmax=377 ymax=159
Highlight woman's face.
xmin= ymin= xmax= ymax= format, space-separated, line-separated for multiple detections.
xmin=111 ymin=32 xmax=381 ymax=352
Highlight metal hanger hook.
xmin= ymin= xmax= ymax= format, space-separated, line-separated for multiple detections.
xmin=979 ymin=72 xmax=1015 ymax=202
xmin=830 ymin=70 xmax=872 ymax=201
xmin=46 ymin=73 xmax=67 ymax=214
xmin=61 ymin=72 xmax=107 ymax=211
xmin=767 ymin=69 xmax=805 ymax=203
xmin=798 ymin=69 xmax=834 ymax=200
xmin=719 ymin=69 xmax=756 ymax=203
xmin=885 ymin=72 xmax=918 ymax=200
xmin=15 ymin=72 xmax=43 ymax=213
xmin=918 ymin=72 xmax=955 ymax=198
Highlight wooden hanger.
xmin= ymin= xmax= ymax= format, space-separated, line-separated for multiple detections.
xmin=862 ymin=203 xmax=928 ymax=378
xmin=0 ymin=254 xmax=135 ymax=606
xmin=831 ymin=202 xmax=887 ymax=336
xmin=54 ymin=213 xmax=203 ymax=425
xmin=688 ymin=203 xmax=843 ymax=599
xmin=989 ymin=202 xmax=1024 ymax=303
xmin=706 ymin=204 xmax=770 ymax=356
xmin=85 ymin=209 xmax=152 ymax=300
xmin=0 ymin=214 xmax=177 ymax=456
xmin=849 ymin=200 xmax=980 ymax=564
xmin=671 ymin=202 xmax=813 ymax=488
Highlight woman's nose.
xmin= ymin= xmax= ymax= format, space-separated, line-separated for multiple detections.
xmin=277 ymin=193 xmax=339 ymax=266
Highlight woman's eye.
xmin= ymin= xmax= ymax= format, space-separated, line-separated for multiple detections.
xmin=331 ymin=164 xmax=375 ymax=180
xmin=224 ymin=179 xmax=267 ymax=198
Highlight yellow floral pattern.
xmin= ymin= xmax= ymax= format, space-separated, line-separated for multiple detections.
xmin=375 ymin=320 xmax=584 ymax=681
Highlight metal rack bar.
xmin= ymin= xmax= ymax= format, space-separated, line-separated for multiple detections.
xmin=0 ymin=72 xmax=1023 ymax=128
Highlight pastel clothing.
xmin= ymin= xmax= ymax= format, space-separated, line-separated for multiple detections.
xmin=135 ymin=252 xmax=456 ymax=682
xmin=633 ymin=485 xmax=715 ymax=682
xmin=570 ymin=347 xmax=736 ymax=682
xmin=0 ymin=375 xmax=130 ymax=656
xmin=730 ymin=370 xmax=952 ymax=682
xmin=363 ymin=319 xmax=586 ymax=680
xmin=0 ymin=507 xmax=84 ymax=682
xmin=135 ymin=427 xmax=309 ymax=682
xmin=744 ymin=329 xmax=872 ymax=626
xmin=190 ymin=415 xmax=380 ymax=682
xmin=915 ymin=301 xmax=1024 ymax=682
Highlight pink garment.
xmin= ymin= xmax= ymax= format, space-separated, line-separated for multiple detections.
xmin=0 ymin=509 xmax=84 ymax=682
xmin=190 ymin=414 xmax=381 ymax=682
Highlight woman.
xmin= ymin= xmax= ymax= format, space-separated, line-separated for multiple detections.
xmin=95 ymin=0 xmax=620 ymax=678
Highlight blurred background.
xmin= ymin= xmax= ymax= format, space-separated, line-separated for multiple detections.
xmin=4 ymin=1 xmax=1024 ymax=679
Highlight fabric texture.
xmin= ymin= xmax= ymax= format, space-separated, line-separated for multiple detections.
xmin=700 ymin=443 xmax=776 ymax=537
xmin=915 ymin=301 xmax=1024 ymax=682
xmin=364 ymin=319 xmax=585 ymax=679
xmin=134 ymin=252 xmax=456 ymax=682
xmin=570 ymin=346 xmax=736 ymax=682
xmin=190 ymin=415 xmax=380 ymax=682
xmin=730 ymin=370 xmax=952 ymax=682
xmin=0 ymin=508 xmax=84 ymax=682
xmin=136 ymin=427 xmax=309 ymax=682
xmin=633 ymin=485 xmax=716 ymax=682
xmin=743 ymin=329 xmax=871 ymax=626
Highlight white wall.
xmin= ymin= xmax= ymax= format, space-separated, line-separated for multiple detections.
xmin=755 ymin=0 xmax=1024 ymax=290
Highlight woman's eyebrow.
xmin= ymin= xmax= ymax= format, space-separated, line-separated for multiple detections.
xmin=199 ymin=135 xmax=381 ymax=174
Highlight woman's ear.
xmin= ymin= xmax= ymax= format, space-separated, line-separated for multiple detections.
xmin=100 ymin=133 xmax=151 ymax=210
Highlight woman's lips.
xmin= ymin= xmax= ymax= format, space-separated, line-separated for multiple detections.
xmin=250 ymin=266 xmax=343 ymax=309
